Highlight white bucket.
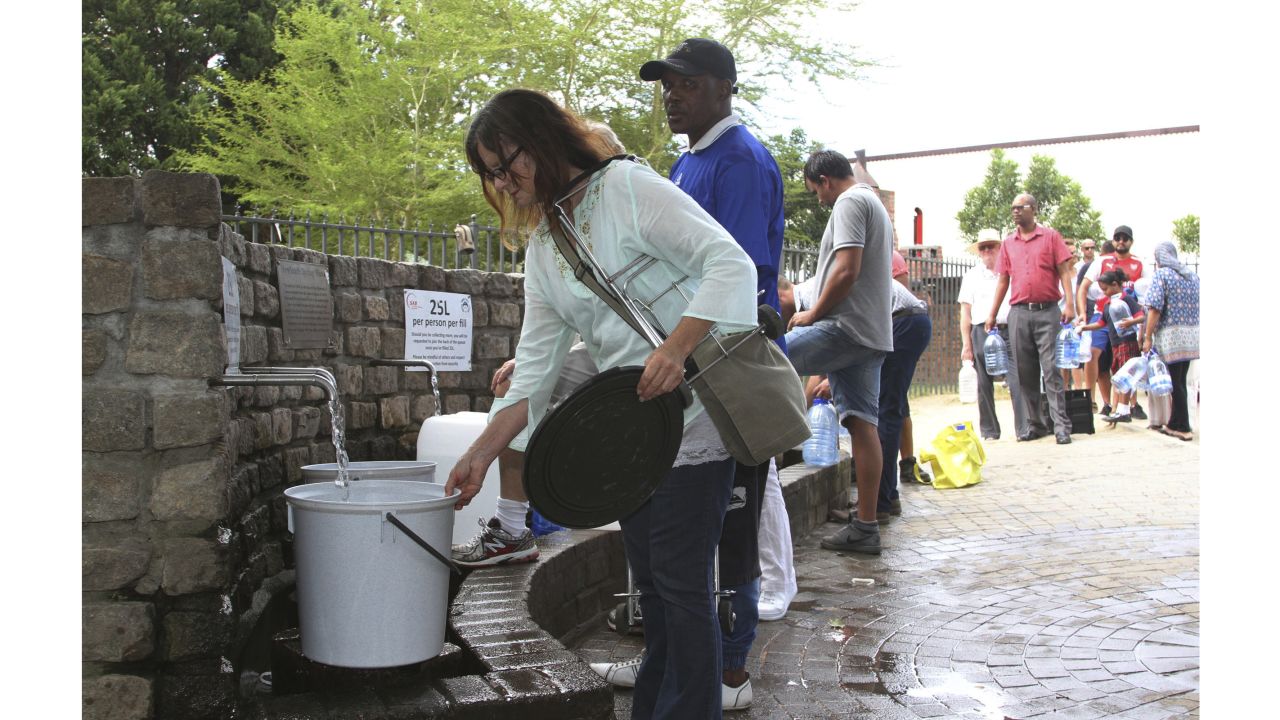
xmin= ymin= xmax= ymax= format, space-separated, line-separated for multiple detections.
xmin=301 ymin=460 xmax=436 ymax=484
xmin=416 ymin=412 xmax=501 ymax=545
xmin=284 ymin=479 xmax=458 ymax=668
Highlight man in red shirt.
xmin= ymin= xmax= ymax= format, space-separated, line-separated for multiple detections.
xmin=984 ymin=193 xmax=1076 ymax=444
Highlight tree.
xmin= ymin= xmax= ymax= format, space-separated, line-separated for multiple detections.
xmin=956 ymin=150 xmax=1103 ymax=243
xmin=956 ymin=149 xmax=1020 ymax=240
xmin=175 ymin=0 xmax=869 ymax=223
xmin=1172 ymin=214 xmax=1199 ymax=254
xmin=761 ymin=128 xmax=830 ymax=250
xmin=82 ymin=0 xmax=294 ymax=176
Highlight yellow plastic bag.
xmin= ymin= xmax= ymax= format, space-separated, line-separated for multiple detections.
xmin=918 ymin=422 xmax=986 ymax=489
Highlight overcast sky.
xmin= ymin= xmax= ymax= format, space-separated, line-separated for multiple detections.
xmin=752 ymin=0 xmax=1203 ymax=259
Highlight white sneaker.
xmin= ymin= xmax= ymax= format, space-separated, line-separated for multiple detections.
xmin=589 ymin=653 xmax=643 ymax=688
xmin=722 ymin=676 xmax=752 ymax=711
xmin=757 ymin=591 xmax=793 ymax=621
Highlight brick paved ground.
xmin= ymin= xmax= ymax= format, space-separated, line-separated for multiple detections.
xmin=570 ymin=391 xmax=1200 ymax=719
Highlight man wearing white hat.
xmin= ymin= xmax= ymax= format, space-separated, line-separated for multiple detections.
xmin=958 ymin=229 xmax=1023 ymax=440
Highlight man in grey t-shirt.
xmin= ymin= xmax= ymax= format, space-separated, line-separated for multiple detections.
xmin=784 ymin=149 xmax=893 ymax=555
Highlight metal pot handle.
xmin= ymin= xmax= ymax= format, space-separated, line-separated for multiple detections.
xmin=384 ymin=512 xmax=463 ymax=576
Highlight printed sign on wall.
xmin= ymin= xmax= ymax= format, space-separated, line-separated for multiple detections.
xmin=403 ymin=290 xmax=474 ymax=371
xmin=221 ymin=256 xmax=241 ymax=374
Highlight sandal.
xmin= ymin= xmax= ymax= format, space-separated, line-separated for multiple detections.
xmin=1160 ymin=427 xmax=1194 ymax=442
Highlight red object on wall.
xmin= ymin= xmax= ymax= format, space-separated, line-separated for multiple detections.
xmin=913 ymin=208 xmax=923 ymax=245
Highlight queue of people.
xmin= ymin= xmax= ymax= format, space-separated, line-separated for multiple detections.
xmin=439 ymin=37 xmax=1199 ymax=720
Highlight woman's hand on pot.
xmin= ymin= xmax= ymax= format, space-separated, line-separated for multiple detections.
xmin=637 ymin=345 xmax=685 ymax=402
xmin=444 ymin=450 xmax=491 ymax=510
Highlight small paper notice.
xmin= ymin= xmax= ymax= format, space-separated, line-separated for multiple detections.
xmin=221 ymin=256 xmax=241 ymax=374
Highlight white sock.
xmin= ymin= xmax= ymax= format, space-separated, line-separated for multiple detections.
xmin=1117 ymin=403 xmax=1130 ymax=415
xmin=495 ymin=498 xmax=529 ymax=537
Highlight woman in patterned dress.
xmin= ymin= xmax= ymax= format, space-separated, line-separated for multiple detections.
xmin=1141 ymin=241 xmax=1200 ymax=441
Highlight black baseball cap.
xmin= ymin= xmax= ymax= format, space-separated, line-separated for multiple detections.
xmin=1113 ymin=225 xmax=1134 ymax=240
xmin=639 ymin=38 xmax=738 ymax=92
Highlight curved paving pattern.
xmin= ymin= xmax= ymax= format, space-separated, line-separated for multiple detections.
xmin=572 ymin=394 xmax=1199 ymax=719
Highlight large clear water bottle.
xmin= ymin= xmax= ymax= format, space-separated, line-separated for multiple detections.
xmin=1075 ymin=329 xmax=1093 ymax=364
xmin=1108 ymin=298 xmax=1137 ymax=337
xmin=959 ymin=360 xmax=978 ymax=404
xmin=1055 ymin=323 xmax=1079 ymax=369
xmin=1146 ymin=352 xmax=1173 ymax=396
xmin=1112 ymin=355 xmax=1148 ymax=394
xmin=802 ymin=398 xmax=840 ymax=466
xmin=983 ymin=329 xmax=1009 ymax=377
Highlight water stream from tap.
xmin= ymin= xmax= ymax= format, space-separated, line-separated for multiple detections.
xmin=328 ymin=396 xmax=351 ymax=499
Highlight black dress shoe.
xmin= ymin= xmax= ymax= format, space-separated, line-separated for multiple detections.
xmin=1132 ymin=403 xmax=1147 ymax=420
xmin=1056 ymin=433 xmax=1072 ymax=444
xmin=1017 ymin=431 xmax=1046 ymax=442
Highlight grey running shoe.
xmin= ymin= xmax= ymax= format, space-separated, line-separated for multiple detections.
xmin=820 ymin=522 xmax=882 ymax=554
xmin=451 ymin=517 xmax=538 ymax=567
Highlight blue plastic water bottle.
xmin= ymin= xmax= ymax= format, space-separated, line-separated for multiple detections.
xmin=802 ymin=398 xmax=839 ymax=466
xmin=530 ymin=509 xmax=564 ymax=537
xmin=1054 ymin=323 xmax=1079 ymax=369
xmin=983 ymin=329 xmax=1010 ymax=377
xmin=1147 ymin=352 xmax=1173 ymax=396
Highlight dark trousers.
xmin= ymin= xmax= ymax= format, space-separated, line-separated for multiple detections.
xmin=621 ymin=458 xmax=735 ymax=720
xmin=970 ymin=324 xmax=1022 ymax=439
xmin=1168 ymin=360 xmax=1193 ymax=433
xmin=1008 ymin=304 xmax=1071 ymax=436
xmin=877 ymin=313 xmax=932 ymax=512
xmin=718 ymin=460 xmax=768 ymax=670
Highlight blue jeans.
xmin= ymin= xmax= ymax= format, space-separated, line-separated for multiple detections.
xmin=877 ymin=313 xmax=932 ymax=512
xmin=785 ymin=320 xmax=886 ymax=427
xmin=722 ymin=576 xmax=760 ymax=670
xmin=621 ymin=457 xmax=735 ymax=720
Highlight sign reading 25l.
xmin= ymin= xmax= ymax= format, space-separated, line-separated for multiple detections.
xmin=403 ymin=290 xmax=474 ymax=371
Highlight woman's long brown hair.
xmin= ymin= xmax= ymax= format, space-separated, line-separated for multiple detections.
xmin=465 ymin=89 xmax=614 ymax=249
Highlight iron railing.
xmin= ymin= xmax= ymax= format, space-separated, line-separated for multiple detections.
xmin=221 ymin=209 xmax=522 ymax=274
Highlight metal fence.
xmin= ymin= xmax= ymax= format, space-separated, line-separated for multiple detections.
xmin=221 ymin=210 xmax=522 ymax=274
xmin=902 ymin=254 xmax=978 ymax=399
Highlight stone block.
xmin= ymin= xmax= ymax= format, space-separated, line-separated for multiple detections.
xmin=83 ymin=388 xmax=146 ymax=452
xmin=364 ymin=294 xmax=390 ymax=321
xmin=83 ymin=539 xmax=152 ymax=591
xmin=141 ymin=236 xmax=222 ymax=301
xmin=239 ymin=324 xmax=268 ymax=364
xmin=83 ymin=464 xmax=141 ymax=522
xmin=237 ymin=275 xmax=254 ymax=316
xmin=84 ymin=329 xmax=109 ymax=374
xmin=283 ymin=446 xmax=312 ymax=484
xmin=364 ymin=365 xmax=398 ymax=395
xmin=411 ymin=394 xmax=437 ymax=422
xmin=389 ymin=293 xmax=405 ymax=323
xmin=153 ymin=392 xmax=226 ymax=449
xmin=335 ymin=291 xmax=362 ymax=322
xmin=83 ymin=177 xmax=138 ymax=226
xmin=474 ymin=395 xmax=493 ymax=412
xmin=402 ymin=368 xmax=434 ymax=391
xmin=161 ymin=538 xmax=228 ymax=594
xmin=293 ymin=406 xmax=322 ymax=440
xmin=125 ymin=311 xmax=224 ymax=377
xmin=246 ymin=241 xmax=272 ymax=274
xmin=83 ymin=602 xmax=155 ymax=662
xmin=218 ymin=224 xmax=246 ymax=265
xmin=329 ymin=255 xmax=358 ymax=286
xmin=443 ymin=393 xmax=472 ymax=414
xmin=357 ymin=257 xmax=390 ymax=288
xmin=490 ymin=302 xmax=522 ymax=328
xmin=250 ymin=385 xmax=280 ymax=408
xmin=82 ymin=674 xmax=153 ymax=720
xmin=381 ymin=328 xmax=405 ymax=358
xmin=253 ymin=280 xmax=279 ymax=319
xmin=140 ymin=170 xmax=221 ymax=227
xmin=380 ymin=395 xmax=411 ymax=429
xmin=154 ymin=671 xmax=237 ymax=720
xmin=163 ymin=611 xmax=234 ymax=661
xmin=335 ymin=363 xmax=363 ymax=396
xmin=271 ymin=408 xmax=293 ymax=445
xmin=418 ymin=264 xmax=447 ymax=291
xmin=470 ymin=298 xmax=490 ymax=327
xmin=266 ymin=327 xmax=294 ymax=362
xmin=346 ymin=326 xmax=381 ymax=357
xmin=150 ymin=457 xmax=228 ymax=524
xmin=477 ymin=335 xmax=510 ymax=360
xmin=388 ymin=262 xmax=415 ymax=288
xmin=485 ymin=273 xmax=516 ymax=298
xmin=348 ymin=401 xmax=377 ymax=430
xmin=446 ymin=269 xmax=484 ymax=296
xmin=83 ymin=255 xmax=134 ymax=314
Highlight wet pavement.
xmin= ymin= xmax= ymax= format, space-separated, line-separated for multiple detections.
xmin=570 ymin=392 xmax=1199 ymax=719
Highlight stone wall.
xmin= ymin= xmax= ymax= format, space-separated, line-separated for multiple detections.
xmin=82 ymin=171 xmax=524 ymax=719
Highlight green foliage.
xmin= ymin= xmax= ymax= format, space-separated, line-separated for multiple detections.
xmin=82 ymin=0 xmax=293 ymax=176
xmin=1172 ymin=214 xmax=1199 ymax=254
xmin=956 ymin=149 xmax=1019 ymax=240
xmin=761 ymin=128 xmax=830 ymax=249
xmin=170 ymin=0 xmax=866 ymax=224
xmin=956 ymin=149 xmax=1103 ymax=244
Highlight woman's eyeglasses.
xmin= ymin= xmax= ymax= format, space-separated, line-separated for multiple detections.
xmin=482 ymin=147 xmax=524 ymax=183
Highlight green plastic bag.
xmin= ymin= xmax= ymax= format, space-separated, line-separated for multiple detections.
xmin=918 ymin=422 xmax=986 ymax=489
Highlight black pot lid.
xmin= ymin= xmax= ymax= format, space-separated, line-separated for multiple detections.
xmin=524 ymin=366 xmax=685 ymax=528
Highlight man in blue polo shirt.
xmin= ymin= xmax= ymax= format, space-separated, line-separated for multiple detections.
xmin=588 ymin=38 xmax=785 ymax=713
